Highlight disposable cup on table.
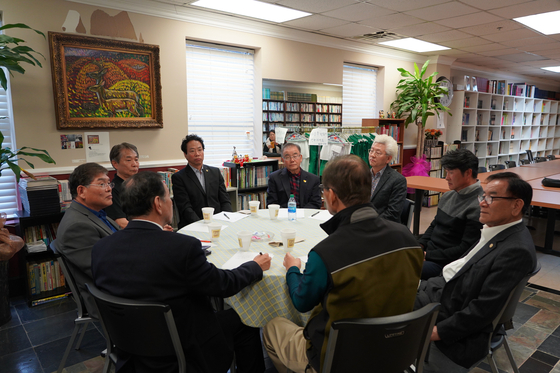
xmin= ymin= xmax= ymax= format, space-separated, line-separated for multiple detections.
xmin=237 ymin=230 xmax=252 ymax=251
xmin=208 ymin=223 xmax=222 ymax=242
xmin=249 ymin=201 xmax=260 ymax=215
xmin=281 ymin=228 xmax=296 ymax=253
xmin=268 ymin=204 xmax=280 ymax=220
xmin=201 ymin=207 xmax=214 ymax=223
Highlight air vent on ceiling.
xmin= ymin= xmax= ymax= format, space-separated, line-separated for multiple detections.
xmin=352 ymin=31 xmax=401 ymax=43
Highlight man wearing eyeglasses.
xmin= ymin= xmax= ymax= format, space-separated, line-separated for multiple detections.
xmin=56 ymin=162 xmax=120 ymax=317
xmin=267 ymin=143 xmax=321 ymax=209
xmin=368 ymin=134 xmax=407 ymax=222
xmin=415 ymin=172 xmax=536 ymax=371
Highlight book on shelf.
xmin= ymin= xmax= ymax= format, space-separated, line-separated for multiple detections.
xmin=487 ymin=144 xmax=493 ymax=156
xmin=423 ymin=193 xmax=439 ymax=207
xmin=462 ymin=113 xmax=469 ymax=125
xmin=475 ymin=130 xmax=480 ymax=142
xmin=461 ymin=129 xmax=468 ymax=142
xmin=476 ymin=77 xmax=489 ymax=93
xmin=488 ymin=130 xmax=493 ymax=141
xmin=464 ymin=96 xmax=470 ymax=108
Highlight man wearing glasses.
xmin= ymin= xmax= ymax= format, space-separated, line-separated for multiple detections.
xmin=415 ymin=172 xmax=536 ymax=371
xmin=56 ymin=163 xmax=120 ymax=316
xmin=368 ymin=134 xmax=407 ymax=222
xmin=267 ymin=143 xmax=321 ymax=209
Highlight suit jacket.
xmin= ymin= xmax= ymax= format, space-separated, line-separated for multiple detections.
xmin=266 ymin=168 xmax=321 ymax=209
xmin=172 ymin=164 xmax=232 ymax=229
xmin=370 ymin=165 xmax=407 ymax=222
xmin=91 ymin=220 xmax=263 ymax=373
xmin=55 ymin=201 xmax=119 ymax=317
xmin=415 ymin=222 xmax=536 ymax=368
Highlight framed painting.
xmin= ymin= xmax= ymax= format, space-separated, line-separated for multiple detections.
xmin=49 ymin=32 xmax=163 ymax=129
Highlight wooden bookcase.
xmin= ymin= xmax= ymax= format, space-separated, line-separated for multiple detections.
xmin=361 ymin=118 xmax=405 ymax=174
xmin=223 ymin=159 xmax=279 ymax=210
xmin=15 ymin=210 xmax=69 ymax=307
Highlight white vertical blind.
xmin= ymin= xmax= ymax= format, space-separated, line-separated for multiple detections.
xmin=342 ymin=63 xmax=377 ymax=126
xmin=186 ymin=41 xmax=255 ymax=166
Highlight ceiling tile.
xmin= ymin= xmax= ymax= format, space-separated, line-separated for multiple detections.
xmin=520 ymin=43 xmax=560 ymax=53
xmin=488 ymin=0 xmax=560 ymax=19
xmin=538 ymin=49 xmax=560 ymax=58
xmin=420 ymin=30 xmax=473 ymax=43
xmin=483 ymin=28 xmax=542 ymax=42
xmin=458 ymin=0 xmax=532 ymax=11
xmin=405 ymin=2 xmax=480 ymax=21
xmin=358 ymin=13 xmax=425 ymax=29
xmin=478 ymin=48 xmax=521 ymax=57
xmin=276 ymin=0 xmax=357 ymax=13
xmin=321 ymin=23 xmax=381 ymax=38
xmin=390 ymin=22 xmax=451 ymax=37
xmin=500 ymin=36 xmax=554 ymax=48
xmin=458 ymin=20 xmax=523 ymax=36
xmin=322 ymin=3 xmax=394 ymax=22
xmin=283 ymin=14 xmax=349 ymax=30
xmin=434 ymin=12 xmax=502 ymax=29
xmin=460 ymin=43 xmax=506 ymax=53
xmin=363 ymin=0 xmax=452 ymax=13
xmin=497 ymin=53 xmax=548 ymax=62
xmin=520 ymin=59 xmax=560 ymax=67
xmin=442 ymin=37 xmax=492 ymax=48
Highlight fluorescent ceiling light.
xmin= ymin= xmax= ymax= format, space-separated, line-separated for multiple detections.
xmin=379 ymin=38 xmax=449 ymax=53
xmin=323 ymin=83 xmax=342 ymax=86
xmin=542 ymin=66 xmax=560 ymax=73
xmin=191 ymin=0 xmax=310 ymax=23
xmin=514 ymin=10 xmax=560 ymax=35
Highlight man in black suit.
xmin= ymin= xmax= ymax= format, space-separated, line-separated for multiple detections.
xmin=368 ymin=134 xmax=407 ymax=222
xmin=172 ymin=134 xmax=232 ymax=229
xmin=92 ymin=171 xmax=272 ymax=373
xmin=266 ymin=143 xmax=321 ymax=209
xmin=415 ymin=172 xmax=536 ymax=371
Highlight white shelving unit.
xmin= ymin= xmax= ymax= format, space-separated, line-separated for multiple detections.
xmin=447 ymin=91 xmax=560 ymax=168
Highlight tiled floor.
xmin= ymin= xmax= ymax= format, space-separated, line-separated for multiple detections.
xmin=3 ymin=206 xmax=560 ymax=373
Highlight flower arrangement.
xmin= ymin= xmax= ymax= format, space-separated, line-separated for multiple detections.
xmin=425 ymin=129 xmax=443 ymax=140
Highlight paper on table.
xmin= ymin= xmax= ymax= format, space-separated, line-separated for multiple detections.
xmin=222 ymin=251 xmax=275 ymax=270
xmin=177 ymin=222 xmax=227 ymax=234
xmin=277 ymin=209 xmax=305 ymax=219
xmin=213 ymin=211 xmax=248 ymax=222
xmin=309 ymin=210 xmax=333 ymax=221
xmin=299 ymin=256 xmax=308 ymax=264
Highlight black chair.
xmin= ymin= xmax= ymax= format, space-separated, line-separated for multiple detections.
xmin=51 ymin=241 xmax=105 ymax=373
xmin=489 ymin=164 xmax=505 ymax=171
xmin=478 ymin=166 xmax=487 ymax=174
xmin=486 ymin=262 xmax=541 ymax=373
xmin=526 ymin=150 xmax=534 ymax=163
xmin=535 ymin=157 xmax=548 ymax=163
xmin=400 ymin=199 xmax=415 ymax=229
xmin=86 ymin=283 xmax=187 ymax=373
xmin=520 ymin=159 xmax=531 ymax=165
xmin=547 ymin=155 xmax=556 ymax=161
xmin=504 ymin=161 xmax=516 ymax=168
xmin=321 ymin=303 xmax=440 ymax=373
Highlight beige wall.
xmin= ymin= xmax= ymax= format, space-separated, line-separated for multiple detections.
xmin=3 ymin=0 xmax=423 ymax=173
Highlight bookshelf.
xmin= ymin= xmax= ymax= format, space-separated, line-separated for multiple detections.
xmin=361 ymin=118 xmax=405 ymax=174
xmin=424 ymin=142 xmax=443 ymax=206
xmin=223 ymin=159 xmax=279 ymax=210
xmin=15 ymin=211 xmax=69 ymax=307
xmin=262 ymin=99 xmax=342 ymax=138
xmin=448 ymin=90 xmax=560 ymax=169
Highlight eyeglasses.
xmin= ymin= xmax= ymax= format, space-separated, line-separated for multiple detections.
xmin=369 ymin=149 xmax=387 ymax=157
xmin=283 ymin=154 xmax=301 ymax=161
xmin=85 ymin=182 xmax=114 ymax=189
xmin=319 ymin=184 xmax=335 ymax=193
xmin=477 ymin=195 xmax=517 ymax=205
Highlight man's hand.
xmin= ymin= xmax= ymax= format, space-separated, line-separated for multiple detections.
xmin=283 ymin=252 xmax=301 ymax=271
xmin=253 ymin=253 xmax=271 ymax=271
xmin=0 ymin=229 xmax=24 ymax=261
xmin=430 ymin=326 xmax=441 ymax=341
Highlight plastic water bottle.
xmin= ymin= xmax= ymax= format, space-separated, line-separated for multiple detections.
xmin=288 ymin=194 xmax=297 ymax=221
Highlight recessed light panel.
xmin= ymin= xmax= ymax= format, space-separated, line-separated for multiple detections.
xmin=514 ymin=10 xmax=560 ymax=35
xmin=379 ymin=38 xmax=450 ymax=53
xmin=191 ymin=0 xmax=311 ymax=23
xmin=542 ymin=66 xmax=560 ymax=73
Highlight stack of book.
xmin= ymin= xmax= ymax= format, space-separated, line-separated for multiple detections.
xmin=19 ymin=176 xmax=61 ymax=216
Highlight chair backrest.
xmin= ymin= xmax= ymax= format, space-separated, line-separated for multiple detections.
xmin=400 ymin=199 xmax=415 ymax=229
xmin=504 ymin=161 xmax=516 ymax=168
xmin=535 ymin=157 xmax=548 ymax=163
xmin=520 ymin=159 xmax=531 ymax=165
xmin=322 ymin=303 xmax=440 ymax=373
xmin=547 ymin=155 xmax=556 ymax=161
xmin=86 ymin=283 xmax=186 ymax=372
xmin=478 ymin=166 xmax=487 ymax=174
xmin=489 ymin=164 xmax=505 ymax=171
xmin=50 ymin=240 xmax=88 ymax=319
xmin=526 ymin=150 xmax=534 ymax=163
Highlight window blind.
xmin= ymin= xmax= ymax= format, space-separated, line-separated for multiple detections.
xmin=342 ymin=63 xmax=377 ymax=126
xmin=186 ymin=41 xmax=255 ymax=166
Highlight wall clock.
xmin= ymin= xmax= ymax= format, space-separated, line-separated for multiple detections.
xmin=436 ymin=76 xmax=454 ymax=108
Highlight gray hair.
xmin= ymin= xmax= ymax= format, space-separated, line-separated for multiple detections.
xmin=372 ymin=134 xmax=398 ymax=158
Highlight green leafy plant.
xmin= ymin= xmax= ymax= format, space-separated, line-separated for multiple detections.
xmin=0 ymin=131 xmax=55 ymax=182
xmin=390 ymin=60 xmax=451 ymax=157
xmin=0 ymin=23 xmax=45 ymax=91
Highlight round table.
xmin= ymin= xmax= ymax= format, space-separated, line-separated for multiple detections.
xmin=177 ymin=208 xmax=329 ymax=327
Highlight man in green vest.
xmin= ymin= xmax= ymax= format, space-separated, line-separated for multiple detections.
xmin=263 ymin=154 xmax=423 ymax=373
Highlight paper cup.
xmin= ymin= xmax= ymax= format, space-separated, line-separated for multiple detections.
xmin=202 ymin=207 xmax=214 ymax=223
xmin=208 ymin=223 xmax=222 ymax=242
xmin=237 ymin=230 xmax=252 ymax=251
xmin=268 ymin=204 xmax=280 ymax=220
xmin=281 ymin=228 xmax=296 ymax=252
xmin=249 ymin=200 xmax=260 ymax=215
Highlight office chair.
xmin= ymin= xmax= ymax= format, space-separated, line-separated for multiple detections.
xmin=86 ymin=283 xmax=187 ymax=373
xmin=535 ymin=157 xmax=548 ymax=163
xmin=51 ymin=241 xmax=104 ymax=373
xmin=486 ymin=262 xmax=541 ymax=373
xmin=504 ymin=161 xmax=516 ymax=168
xmin=489 ymin=164 xmax=505 ymax=171
xmin=400 ymin=199 xmax=415 ymax=229
xmin=321 ymin=303 xmax=440 ymax=373
xmin=520 ymin=159 xmax=531 ymax=165
xmin=547 ymin=155 xmax=556 ymax=161
xmin=478 ymin=166 xmax=487 ymax=174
